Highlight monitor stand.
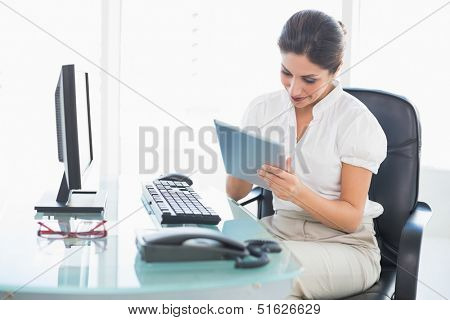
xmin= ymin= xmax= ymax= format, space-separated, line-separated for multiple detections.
xmin=35 ymin=173 xmax=107 ymax=216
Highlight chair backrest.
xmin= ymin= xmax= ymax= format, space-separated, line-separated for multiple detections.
xmin=344 ymin=89 xmax=421 ymax=267
xmin=258 ymin=88 xmax=421 ymax=268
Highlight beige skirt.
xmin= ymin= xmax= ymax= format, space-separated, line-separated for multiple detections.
xmin=261 ymin=209 xmax=382 ymax=300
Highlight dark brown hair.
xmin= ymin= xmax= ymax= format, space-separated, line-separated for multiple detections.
xmin=278 ymin=10 xmax=346 ymax=74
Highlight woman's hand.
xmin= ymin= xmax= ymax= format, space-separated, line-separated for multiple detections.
xmin=258 ymin=157 xmax=304 ymax=203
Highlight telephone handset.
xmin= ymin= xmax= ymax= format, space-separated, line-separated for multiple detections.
xmin=136 ymin=227 xmax=281 ymax=268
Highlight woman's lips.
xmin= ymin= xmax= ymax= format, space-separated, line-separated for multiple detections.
xmin=291 ymin=96 xmax=307 ymax=102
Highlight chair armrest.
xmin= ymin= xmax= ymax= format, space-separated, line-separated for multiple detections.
xmin=395 ymin=201 xmax=432 ymax=299
xmin=238 ymin=187 xmax=263 ymax=207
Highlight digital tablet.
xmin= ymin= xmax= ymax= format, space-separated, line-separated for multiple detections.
xmin=214 ymin=119 xmax=286 ymax=189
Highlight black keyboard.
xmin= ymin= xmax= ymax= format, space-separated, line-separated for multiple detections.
xmin=141 ymin=180 xmax=221 ymax=225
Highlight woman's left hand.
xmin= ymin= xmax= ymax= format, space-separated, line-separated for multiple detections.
xmin=258 ymin=157 xmax=304 ymax=203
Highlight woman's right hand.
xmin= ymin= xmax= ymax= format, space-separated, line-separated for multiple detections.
xmin=226 ymin=175 xmax=253 ymax=201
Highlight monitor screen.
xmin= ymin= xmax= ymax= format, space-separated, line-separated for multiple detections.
xmin=54 ymin=64 xmax=93 ymax=194
xmin=74 ymin=70 xmax=93 ymax=176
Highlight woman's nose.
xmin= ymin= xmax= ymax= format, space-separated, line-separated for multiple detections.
xmin=288 ymin=78 xmax=303 ymax=97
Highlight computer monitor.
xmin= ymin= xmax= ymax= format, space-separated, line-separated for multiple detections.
xmin=35 ymin=64 xmax=107 ymax=215
xmin=55 ymin=64 xmax=92 ymax=201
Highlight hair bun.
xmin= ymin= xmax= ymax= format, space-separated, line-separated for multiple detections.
xmin=338 ymin=20 xmax=347 ymax=35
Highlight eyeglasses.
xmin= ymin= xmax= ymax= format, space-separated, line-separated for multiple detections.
xmin=37 ymin=220 xmax=107 ymax=239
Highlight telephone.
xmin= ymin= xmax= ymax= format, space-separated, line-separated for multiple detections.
xmin=135 ymin=227 xmax=281 ymax=269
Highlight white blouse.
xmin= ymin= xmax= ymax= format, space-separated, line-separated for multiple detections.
xmin=240 ymin=80 xmax=388 ymax=218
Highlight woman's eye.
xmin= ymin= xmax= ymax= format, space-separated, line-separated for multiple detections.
xmin=281 ymin=70 xmax=292 ymax=76
xmin=303 ymin=78 xmax=316 ymax=84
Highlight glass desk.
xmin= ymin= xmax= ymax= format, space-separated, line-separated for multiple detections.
xmin=0 ymin=175 xmax=302 ymax=299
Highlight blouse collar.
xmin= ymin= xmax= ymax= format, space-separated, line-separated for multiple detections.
xmin=311 ymin=79 xmax=343 ymax=121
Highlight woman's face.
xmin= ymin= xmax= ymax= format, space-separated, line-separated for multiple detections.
xmin=280 ymin=52 xmax=335 ymax=110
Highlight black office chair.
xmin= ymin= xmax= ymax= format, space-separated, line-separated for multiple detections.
xmin=239 ymin=88 xmax=432 ymax=300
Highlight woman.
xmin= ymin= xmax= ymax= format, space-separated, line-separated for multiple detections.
xmin=226 ymin=10 xmax=387 ymax=299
